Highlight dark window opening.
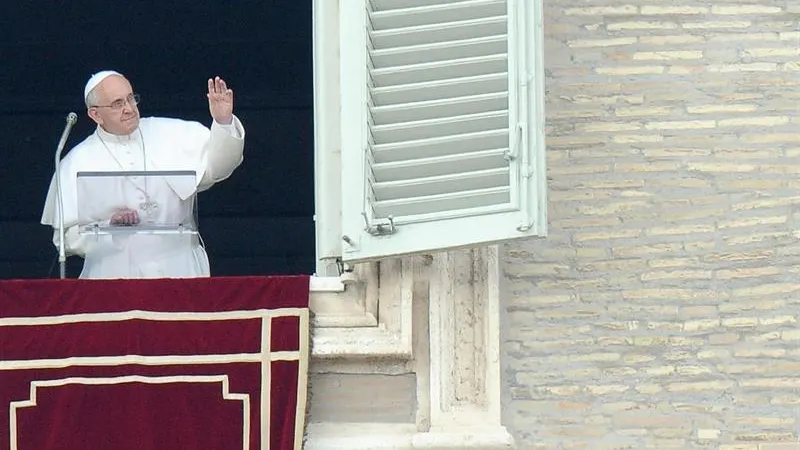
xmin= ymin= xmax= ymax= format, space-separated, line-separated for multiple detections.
xmin=0 ymin=1 xmax=315 ymax=278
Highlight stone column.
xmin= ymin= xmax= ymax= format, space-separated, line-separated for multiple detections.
xmin=413 ymin=246 xmax=515 ymax=449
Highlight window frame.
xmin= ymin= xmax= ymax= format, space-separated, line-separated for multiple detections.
xmin=311 ymin=0 xmax=413 ymax=360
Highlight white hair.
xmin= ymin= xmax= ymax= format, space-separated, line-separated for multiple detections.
xmin=85 ymin=88 xmax=99 ymax=108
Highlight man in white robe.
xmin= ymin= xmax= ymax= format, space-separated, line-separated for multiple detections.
xmin=40 ymin=70 xmax=245 ymax=279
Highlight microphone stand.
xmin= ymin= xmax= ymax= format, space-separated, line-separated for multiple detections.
xmin=55 ymin=112 xmax=78 ymax=279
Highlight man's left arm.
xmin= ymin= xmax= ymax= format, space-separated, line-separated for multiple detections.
xmin=201 ymin=76 xmax=246 ymax=186
xmin=203 ymin=116 xmax=245 ymax=184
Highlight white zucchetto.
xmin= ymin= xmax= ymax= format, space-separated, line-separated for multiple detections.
xmin=84 ymin=70 xmax=123 ymax=101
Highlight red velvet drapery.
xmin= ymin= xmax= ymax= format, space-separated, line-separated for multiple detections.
xmin=0 ymin=276 xmax=310 ymax=450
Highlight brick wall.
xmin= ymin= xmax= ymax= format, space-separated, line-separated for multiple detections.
xmin=502 ymin=0 xmax=800 ymax=448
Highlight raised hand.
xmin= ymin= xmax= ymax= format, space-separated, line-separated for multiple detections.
xmin=207 ymin=76 xmax=234 ymax=125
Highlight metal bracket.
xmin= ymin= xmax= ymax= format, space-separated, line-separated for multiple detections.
xmin=362 ymin=212 xmax=397 ymax=236
xmin=335 ymin=258 xmax=355 ymax=276
xmin=504 ymin=124 xmax=522 ymax=162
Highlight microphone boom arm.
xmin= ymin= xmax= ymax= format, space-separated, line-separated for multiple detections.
xmin=55 ymin=112 xmax=78 ymax=279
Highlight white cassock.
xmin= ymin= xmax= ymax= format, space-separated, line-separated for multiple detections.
xmin=41 ymin=116 xmax=245 ymax=279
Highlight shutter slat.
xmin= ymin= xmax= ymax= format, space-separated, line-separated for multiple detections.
xmin=371 ymin=16 xmax=507 ymax=48
xmin=373 ymin=148 xmax=508 ymax=181
xmin=371 ymin=54 xmax=507 ymax=87
xmin=374 ymin=129 xmax=508 ymax=162
xmin=370 ymin=0 xmax=507 ymax=30
xmin=372 ymin=110 xmax=508 ymax=144
xmin=373 ymin=187 xmax=511 ymax=218
xmin=373 ymin=168 xmax=509 ymax=201
xmin=372 ymin=73 xmax=507 ymax=106
xmin=371 ymin=35 xmax=508 ymax=68
xmin=372 ymin=92 xmax=508 ymax=125
xmin=371 ymin=0 xmax=467 ymax=13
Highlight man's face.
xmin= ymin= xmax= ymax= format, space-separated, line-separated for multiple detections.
xmin=87 ymin=75 xmax=140 ymax=135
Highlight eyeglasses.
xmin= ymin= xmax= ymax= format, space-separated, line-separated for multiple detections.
xmin=92 ymin=93 xmax=140 ymax=110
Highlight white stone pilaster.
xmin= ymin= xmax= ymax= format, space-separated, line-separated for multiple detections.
xmin=413 ymin=246 xmax=514 ymax=450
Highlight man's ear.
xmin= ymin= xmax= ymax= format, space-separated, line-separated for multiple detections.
xmin=87 ymin=108 xmax=102 ymax=125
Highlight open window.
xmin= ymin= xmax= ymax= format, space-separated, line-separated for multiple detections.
xmin=315 ymin=0 xmax=546 ymax=273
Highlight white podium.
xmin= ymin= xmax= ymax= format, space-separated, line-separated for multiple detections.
xmin=75 ymin=169 xmax=198 ymax=237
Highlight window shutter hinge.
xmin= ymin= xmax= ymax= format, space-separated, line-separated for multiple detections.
xmin=335 ymin=258 xmax=355 ymax=275
xmin=362 ymin=212 xmax=397 ymax=237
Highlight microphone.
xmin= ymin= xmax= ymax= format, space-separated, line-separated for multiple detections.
xmin=54 ymin=112 xmax=78 ymax=279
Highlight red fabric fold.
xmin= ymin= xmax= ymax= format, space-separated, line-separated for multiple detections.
xmin=0 ymin=275 xmax=310 ymax=450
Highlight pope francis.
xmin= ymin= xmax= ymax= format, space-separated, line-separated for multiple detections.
xmin=40 ymin=70 xmax=246 ymax=279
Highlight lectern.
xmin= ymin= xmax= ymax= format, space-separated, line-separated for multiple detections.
xmin=75 ymin=169 xmax=198 ymax=238
xmin=73 ymin=169 xmax=201 ymax=278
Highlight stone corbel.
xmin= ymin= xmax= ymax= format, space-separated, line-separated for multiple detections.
xmin=309 ymin=258 xmax=414 ymax=359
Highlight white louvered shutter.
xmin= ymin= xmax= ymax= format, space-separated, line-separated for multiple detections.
xmin=337 ymin=0 xmax=546 ymax=263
